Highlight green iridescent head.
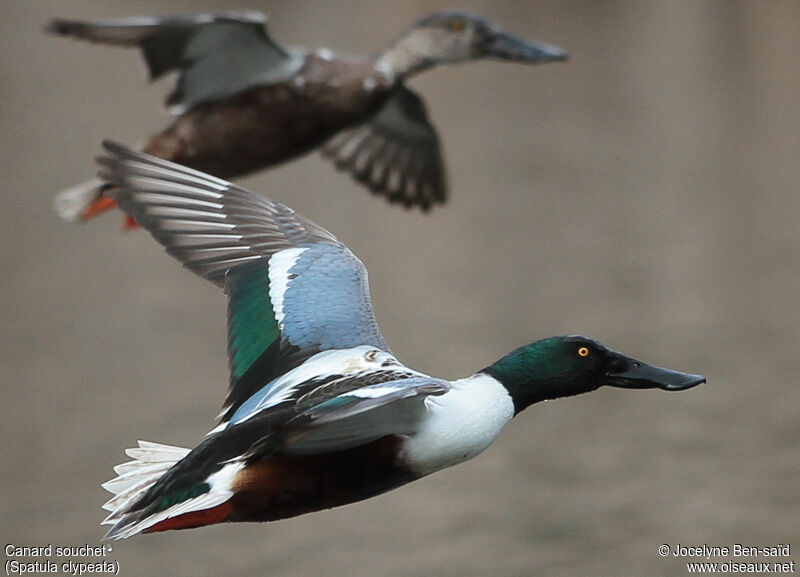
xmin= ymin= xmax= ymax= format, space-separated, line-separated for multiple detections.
xmin=484 ymin=336 xmax=704 ymax=414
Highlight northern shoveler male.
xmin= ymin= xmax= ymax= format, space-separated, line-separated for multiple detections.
xmin=95 ymin=142 xmax=704 ymax=540
xmin=48 ymin=10 xmax=567 ymax=225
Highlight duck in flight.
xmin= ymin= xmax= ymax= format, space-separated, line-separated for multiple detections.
xmin=48 ymin=10 xmax=568 ymax=224
xmin=95 ymin=142 xmax=704 ymax=540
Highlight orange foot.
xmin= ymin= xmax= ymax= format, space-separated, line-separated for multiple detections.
xmin=79 ymin=196 xmax=117 ymax=220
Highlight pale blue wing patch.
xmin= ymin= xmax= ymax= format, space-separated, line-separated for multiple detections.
xmin=278 ymin=244 xmax=388 ymax=352
xmin=219 ymin=243 xmax=389 ymax=422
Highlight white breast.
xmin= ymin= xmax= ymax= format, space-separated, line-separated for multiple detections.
xmin=400 ymin=373 xmax=515 ymax=476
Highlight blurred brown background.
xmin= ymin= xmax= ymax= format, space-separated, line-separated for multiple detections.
xmin=1 ymin=1 xmax=798 ymax=575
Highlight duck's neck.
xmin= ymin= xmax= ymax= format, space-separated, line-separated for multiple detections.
xmin=375 ymin=33 xmax=436 ymax=80
xmin=482 ymin=341 xmax=599 ymax=414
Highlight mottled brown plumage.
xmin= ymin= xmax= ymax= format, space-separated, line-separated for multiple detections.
xmin=144 ymin=54 xmax=390 ymax=179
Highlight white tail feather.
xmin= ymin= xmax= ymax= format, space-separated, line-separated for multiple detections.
xmin=101 ymin=441 xmax=189 ymax=520
xmin=125 ymin=440 xmax=191 ymax=462
xmin=53 ymin=178 xmax=104 ymax=221
xmin=102 ymin=462 xmax=174 ymax=497
xmin=101 ymin=441 xmax=241 ymax=540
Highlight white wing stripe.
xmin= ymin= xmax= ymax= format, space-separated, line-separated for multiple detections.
xmin=268 ymin=247 xmax=308 ymax=328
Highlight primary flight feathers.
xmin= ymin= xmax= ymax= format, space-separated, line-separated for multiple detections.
xmin=98 ymin=141 xmax=388 ymax=421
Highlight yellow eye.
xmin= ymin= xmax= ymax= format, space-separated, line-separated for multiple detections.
xmin=578 ymin=347 xmax=590 ymax=357
xmin=449 ymin=19 xmax=466 ymax=32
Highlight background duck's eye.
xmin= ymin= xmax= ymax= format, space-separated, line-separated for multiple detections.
xmin=448 ymin=19 xmax=466 ymax=32
xmin=578 ymin=347 xmax=590 ymax=357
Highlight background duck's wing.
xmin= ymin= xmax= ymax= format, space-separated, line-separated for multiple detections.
xmin=98 ymin=141 xmax=388 ymax=421
xmin=322 ymin=85 xmax=447 ymax=211
xmin=46 ymin=11 xmax=304 ymax=112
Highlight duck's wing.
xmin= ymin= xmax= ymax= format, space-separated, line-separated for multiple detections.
xmin=97 ymin=141 xmax=389 ymax=421
xmin=46 ymin=11 xmax=304 ymax=112
xmin=225 ymin=357 xmax=450 ymax=454
xmin=224 ymin=346 xmax=442 ymax=428
xmin=282 ymin=375 xmax=449 ymax=453
xmin=322 ymin=85 xmax=447 ymax=211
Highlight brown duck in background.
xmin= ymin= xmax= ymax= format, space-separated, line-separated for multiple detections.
xmin=48 ymin=10 xmax=567 ymax=224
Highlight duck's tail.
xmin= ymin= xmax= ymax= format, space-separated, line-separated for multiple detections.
xmin=53 ymin=178 xmax=112 ymax=221
xmin=101 ymin=441 xmax=238 ymax=540
xmin=53 ymin=178 xmax=137 ymax=228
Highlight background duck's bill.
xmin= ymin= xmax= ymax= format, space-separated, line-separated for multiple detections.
xmin=485 ymin=32 xmax=568 ymax=63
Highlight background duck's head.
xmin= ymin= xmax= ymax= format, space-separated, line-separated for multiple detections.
xmin=484 ymin=336 xmax=705 ymax=414
xmin=379 ymin=10 xmax=568 ymax=79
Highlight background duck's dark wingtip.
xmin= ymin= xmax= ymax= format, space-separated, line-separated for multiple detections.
xmin=43 ymin=18 xmax=71 ymax=36
xmin=101 ymin=139 xmax=125 ymax=154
